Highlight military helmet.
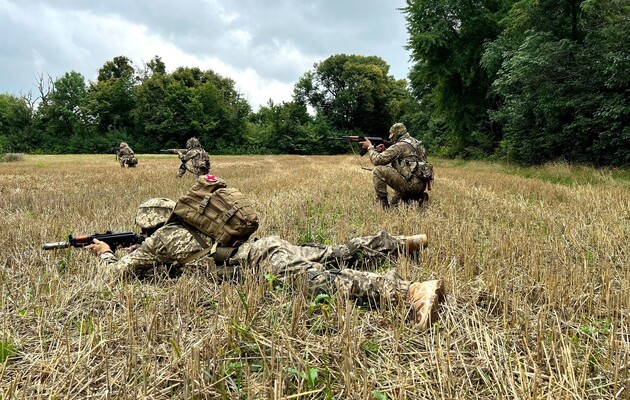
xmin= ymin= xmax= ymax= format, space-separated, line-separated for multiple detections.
xmin=120 ymin=142 xmax=128 ymax=148
xmin=389 ymin=123 xmax=407 ymax=141
xmin=186 ymin=137 xmax=201 ymax=149
xmin=135 ymin=198 xmax=176 ymax=230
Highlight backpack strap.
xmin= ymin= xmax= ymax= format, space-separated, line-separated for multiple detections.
xmin=178 ymin=241 xmax=218 ymax=265
xmin=399 ymin=138 xmax=423 ymax=162
xmin=173 ymin=215 xmax=218 ymax=264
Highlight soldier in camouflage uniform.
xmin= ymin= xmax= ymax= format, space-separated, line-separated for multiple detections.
xmin=177 ymin=137 xmax=211 ymax=178
xmin=362 ymin=123 xmax=432 ymax=208
xmin=117 ymin=142 xmax=138 ymax=168
xmin=87 ymin=198 xmax=443 ymax=328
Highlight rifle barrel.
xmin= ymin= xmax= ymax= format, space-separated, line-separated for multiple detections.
xmin=42 ymin=241 xmax=70 ymax=250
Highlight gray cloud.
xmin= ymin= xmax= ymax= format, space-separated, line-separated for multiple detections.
xmin=0 ymin=0 xmax=411 ymax=108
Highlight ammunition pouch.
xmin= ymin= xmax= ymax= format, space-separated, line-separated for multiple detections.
xmin=212 ymin=246 xmax=238 ymax=264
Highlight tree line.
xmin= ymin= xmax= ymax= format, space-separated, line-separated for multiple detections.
xmin=1 ymin=0 xmax=628 ymax=166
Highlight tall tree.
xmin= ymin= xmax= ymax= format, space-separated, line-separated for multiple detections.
xmin=85 ymin=56 xmax=137 ymax=137
xmin=293 ymin=54 xmax=408 ymax=137
xmin=404 ymin=0 xmax=507 ymax=157
xmin=33 ymin=71 xmax=92 ymax=152
xmin=484 ymin=0 xmax=630 ymax=165
xmin=248 ymin=100 xmax=322 ymax=154
xmin=133 ymin=66 xmax=251 ymax=153
xmin=0 ymin=93 xmax=32 ymax=152
xmin=137 ymin=55 xmax=167 ymax=82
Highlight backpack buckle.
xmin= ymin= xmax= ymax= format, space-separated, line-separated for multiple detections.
xmin=223 ymin=206 xmax=238 ymax=221
xmin=199 ymin=196 xmax=210 ymax=212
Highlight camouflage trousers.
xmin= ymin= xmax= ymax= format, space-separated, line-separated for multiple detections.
xmin=119 ymin=156 xmax=137 ymax=168
xmin=227 ymin=230 xmax=416 ymax=306
xmin=177 ymin=162 xmax=209 ymax=177
xmin=373 ymin=165 xmax=425 ymax=206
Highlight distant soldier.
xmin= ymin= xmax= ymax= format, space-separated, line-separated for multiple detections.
xmin=177 ymin=137 xmax=210 ymax=178
xmin=117 ymin=142 xmax=138 ymax=168
xmin=86 ymin=192 xmax=444 ymax=329
xmin=362 ymin=123 xmax=433 ymax=208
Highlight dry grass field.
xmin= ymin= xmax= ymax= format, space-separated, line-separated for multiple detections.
xmin=0 ymin=154 xmax=628 ymax=399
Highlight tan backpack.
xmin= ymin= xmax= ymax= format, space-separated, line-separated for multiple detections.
xmin=169 ymin=175 xmax=259 ymax=247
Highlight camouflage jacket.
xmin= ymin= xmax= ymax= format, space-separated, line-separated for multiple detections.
xmin=117 ymin=147 xmax=135 ymax=158
xmin=180 ymin=147 xmax=210 ymax=170
xmin=99 ymin=228 xmax=418 ymax=308
xmin=99 ymin=223 xmax=210 ymax=279
xmin=368 ymin=133 xmax=427 ymax=180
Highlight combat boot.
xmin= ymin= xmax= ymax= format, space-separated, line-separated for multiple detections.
xmin=419 ymin=192 xmax=430 ymax=207
xmin=390 ymin=192 xmax=401 ymax=208
xmin=376 ymin=195 xmax=390 ymax=209
xmin=407 ymin=279 xmax=444 ymax=329
xmin=405 ymin=234 xmax=428 ymax=253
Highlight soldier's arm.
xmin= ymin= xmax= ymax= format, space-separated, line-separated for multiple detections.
xmin=368 ymin=143 xmax=403 ymax=166
xmin=179 ymin=149 xmax=196 ymax=162
xmin=97 ymin=235 xmax=173 ymax=280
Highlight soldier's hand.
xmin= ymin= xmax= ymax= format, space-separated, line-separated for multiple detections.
xmin=86 ymin=239 xmax=112 ymax=256
xmin=126 ymin=243 xmax=141 ymax=253
xmin=361 ymin=139 xmax=372 ymax=150
xmin=376 ymin=144 xmax=386 ymax=152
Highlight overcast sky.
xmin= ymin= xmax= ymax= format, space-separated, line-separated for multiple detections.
xmin=0 ymin=0 xmax=412 ymax=110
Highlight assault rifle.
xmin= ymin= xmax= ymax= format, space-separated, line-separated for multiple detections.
xmin=109 ymin=147 xmax=120 ymax=160
xmin=160 ymin=148 xmax=186 ymax=155
xmin=328 ymin=136 xmax=393 ymax=156
xmin=42 ymin=231 xmax=146 ymax=250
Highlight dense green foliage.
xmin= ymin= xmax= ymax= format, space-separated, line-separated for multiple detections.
xmin=293 ymin=54 xmax=411 ymax=136
xmin=404 ymin=0 xmax=629 ymax=166
xmin=0 ymin=2 xmax=628 ymax=166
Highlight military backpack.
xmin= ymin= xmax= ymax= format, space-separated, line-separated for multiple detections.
xmin=396 ymin=137 xmax=433 ymax=182
xmin=169 ymin=174 xmax=259 ymax=247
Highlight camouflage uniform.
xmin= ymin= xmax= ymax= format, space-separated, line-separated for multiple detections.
xmin=177 ymin=137 xmax=210 ymax=178
xmin=367 ymin=123 xmax=429 ymax=208
xmin=229 ymin=231 xmax=417 ymax=305
xmin=117 ymin=142 xmax=138 ymax=168
xmin=99 ymin=226 xmax=417 ymax=305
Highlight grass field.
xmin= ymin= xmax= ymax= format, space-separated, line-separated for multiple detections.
xmin=0 ymin=154 xmax=628 ymax=399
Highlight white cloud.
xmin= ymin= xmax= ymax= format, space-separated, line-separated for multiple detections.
xmin=201 ymin=0 xmax=239 ymax=24
xmin=0 ymin=0 xmax=411 ymax=110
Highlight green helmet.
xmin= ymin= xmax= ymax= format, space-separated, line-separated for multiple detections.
xmin=134 ymin=198 xmax=176 ymax=230
xmin=186 ymin=137 xmax=201 ymax=149
xmin=389 ymin=123 xmax=407 ymax=142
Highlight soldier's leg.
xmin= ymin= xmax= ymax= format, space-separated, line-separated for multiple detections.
xmin=391 ymin=191 xmax=402 ymax=207
xmin=337 ymin=230 xmax=428 ymax=267
xmin=238 ymin=235 xmax=423 ymax=293
xmin=230 ymin=237 xmax=441 ymax=326
xmin=399 ymin=180 xmax=427 ymax=208
xmin=372 ymin=166 xmax=392 ymax=208
xmin=334 ymin=269 xmax=444 ymax=328
xmin=373 ymin=166 xmax=415 ymax=208
xmin=420 ymin=191 xmax=430 ymax=207
xmin=294 ymin=230 xmax=428 ymax=270
xmin=199 ymin=163 xmax=209 ymax=176
xmin=233 ymin=237 xmax=337 ymax=293
xmin=186 ymin=163 xmax=202 ymax=176
xmin=335 ymin=268 xmax=409 ymax=306
xmin=177 ymin=163 xmax=187 ymax=178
